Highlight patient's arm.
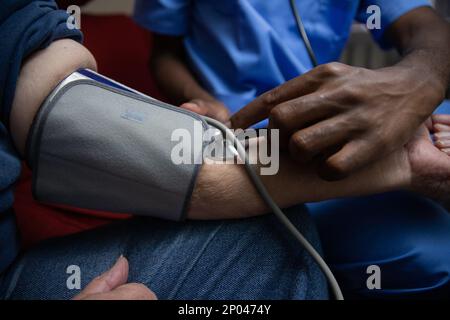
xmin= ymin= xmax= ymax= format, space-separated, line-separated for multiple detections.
xmin=10 ymin=39 xmax=97 ymax=155
xmin=188 ymin=138 xmax=411 ymax=219
xmin=10 ymin=39 xmax=432 ymax=221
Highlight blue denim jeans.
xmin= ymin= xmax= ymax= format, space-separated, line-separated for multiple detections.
xmin=0 ymin=204 xmax=328 ymax=300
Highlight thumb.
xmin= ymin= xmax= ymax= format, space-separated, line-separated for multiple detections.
xmin=74 ymin=255 xmax=129 ymax=299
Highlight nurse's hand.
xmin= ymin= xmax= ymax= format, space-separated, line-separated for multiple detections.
xmin=230 ymin=62 xmax=445 ymax=180
xmin=181 ymin=98 xmax=231 ymax=124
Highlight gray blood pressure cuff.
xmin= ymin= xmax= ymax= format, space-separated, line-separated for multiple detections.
xmin=26 ymin=70 xmax=207 ymax=221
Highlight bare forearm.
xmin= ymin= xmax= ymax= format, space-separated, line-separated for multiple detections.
xmin=151 ymin=35 xmax=214 ymax=104
xmin=188 ymin=139 xmax=410 ymax=219
xmin=10 ymin=39 xmax=97 ymax=156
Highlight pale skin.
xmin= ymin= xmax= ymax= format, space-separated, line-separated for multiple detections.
xmin=9 ymin=39 xmax=450 ymax=298
xmin=433 ymin=114 xmax=450 ymax=155
xmin=73 ymin=256 xmax=157 ymax=300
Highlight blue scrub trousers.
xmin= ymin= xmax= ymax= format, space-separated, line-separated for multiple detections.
xmin=307 ymin=101 xmax=450 ymax=299
xmin=309 ymin=192 xmax=450 ymax=298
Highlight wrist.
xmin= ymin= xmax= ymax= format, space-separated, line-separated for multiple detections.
xmin=380 ymin=64 xmax=446 ymax=121
xmin=187 ymin=162 xmax=265 ymax=220
xmin=182 ymin=82 xmax=215 ymax=103
xmin=393 ymin=58 xmax=447 ymax=105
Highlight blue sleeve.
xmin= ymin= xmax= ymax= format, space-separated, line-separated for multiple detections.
xmin=0 ymin=0 xmax=82 ymax=127
xmin=133 ymin=0 xmax=192 ymax=36
xmin=356 ymin=0 xmax=431 ymax=49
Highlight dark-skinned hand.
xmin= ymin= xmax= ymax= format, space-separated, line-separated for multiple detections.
xmin=230 ymin=62 xmax=445 ymax=180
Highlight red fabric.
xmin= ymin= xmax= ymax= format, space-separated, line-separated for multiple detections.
xmin=82 ymin=15 xmax=163 ymax=100
xmin=57 ymin=0 xmax=92 ymax=9
xmin=13 ymin=15 xmax=163 ymax=249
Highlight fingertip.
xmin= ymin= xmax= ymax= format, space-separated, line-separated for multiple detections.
xmin=114 ymin=254 xmax=127 ymax=268
xmin=180 ymin=102 xmax=202 ymax=113
xmin=118 ymin=254 xmax=129 ymax=270
xmin=434 ymin=123 xmax=450 ymax=132
xmin=433 ymin=124 xmax=441 ymax=132
xmin=435 ymin=139 xmax=450 ymax=148
xmin=433 ymin=132 xmax=446 ymax=140
xmin=433 ymin=114 xmax=450 ymax=124
xmin=106 ymin=254 xmax=129 ymax=285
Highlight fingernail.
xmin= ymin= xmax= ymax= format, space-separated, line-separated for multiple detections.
xmin=105 ymin=255 xmax=124 ymax=280
xmin=224 ymin=120 xmax=231 ymax=128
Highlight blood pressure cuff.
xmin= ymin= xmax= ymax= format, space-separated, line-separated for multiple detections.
xmin=26 ymin=74 xmax=207 ymax=221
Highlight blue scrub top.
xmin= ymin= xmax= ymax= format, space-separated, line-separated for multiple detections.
xmin=134 ymin=0 xmax=430 ymax=127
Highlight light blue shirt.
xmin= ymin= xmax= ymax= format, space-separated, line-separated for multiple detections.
xmin=134 ymin=0 xmax=430 ymax=127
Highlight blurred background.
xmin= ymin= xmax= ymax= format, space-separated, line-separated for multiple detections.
xmin=79 ymin=0 xmax=449 ymax=67
xmin=66 ymin=0 xmax=450 ymax=96
xmin=341 ymin=0 xmax=449 ymax=69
